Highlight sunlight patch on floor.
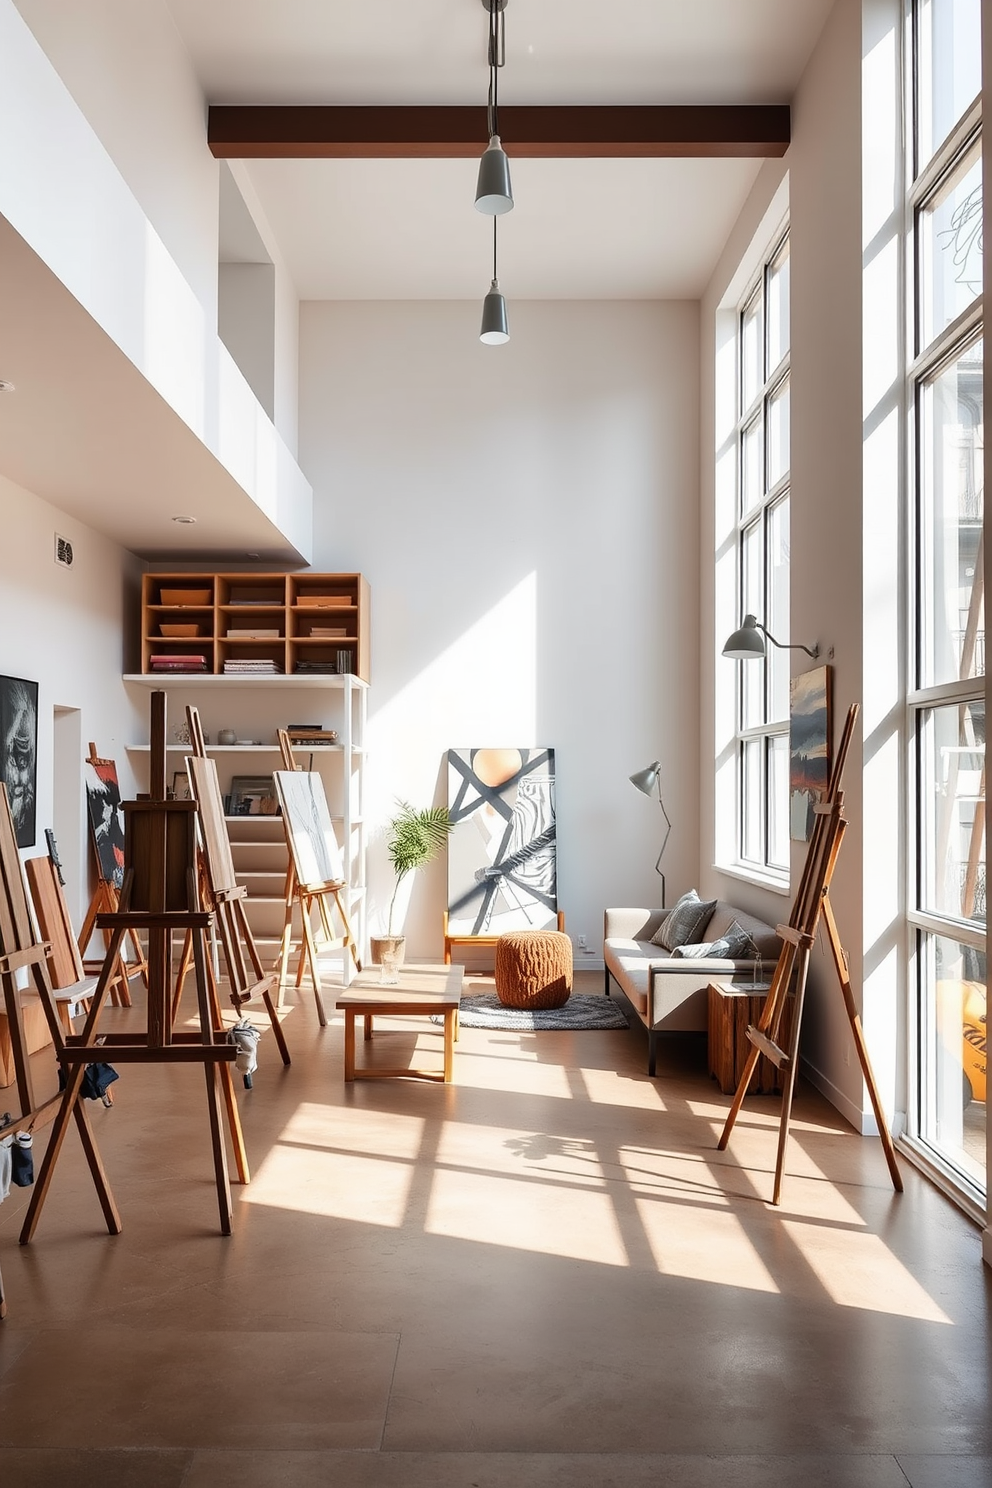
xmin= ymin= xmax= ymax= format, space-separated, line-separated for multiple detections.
xmin=781 ymin=1221 xmax=953 ymax=1322
xmin=635 ymin=1201 xmax=781 ymax=1292
xmin=435 ymin=1120 xmax=608 ymax=1183
xmin=426 ymin=1167 xmax=629 ymax=1266
xmin=446 ymin=1045 xmax=575 ymax=1097
xmin=576 ymin=1066 xmax=668 ymax=1109
xmin=618 ymin=1145 xmax=733 ymax=1205
xmin=242 ymin=1143 xmax=415 ymax=1226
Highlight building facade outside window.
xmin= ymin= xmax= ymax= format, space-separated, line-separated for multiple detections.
xmin=906 ymin=0 xmax=985 ymax=1205
xmin=732 ymin=231 xmax=791 ymax=879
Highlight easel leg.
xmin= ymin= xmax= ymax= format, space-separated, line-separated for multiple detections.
xmin=771 ymin=947 xmax=812 ymax=1205
xmin=20 ymin=1064 xmax=89 ymax=1245
xmin=301 ymin=899 xmax=327 ymax=1026
xmin=821 ymin=899 xmax=903 ymax=1193
xmin=203 ymin=1061 xmax=234 ymax=1235
xmin=190 ymin=925 xmax=248 ymax=1194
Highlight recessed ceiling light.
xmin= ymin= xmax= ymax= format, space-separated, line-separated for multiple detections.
xmin=0 ymin=380 xmax=15 ymax=393
xmin=171 ymin=514 xmax=197 ymax=524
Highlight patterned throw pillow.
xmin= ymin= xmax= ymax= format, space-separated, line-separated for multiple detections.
xmin=670 ymin=919 xmax=758 ymax=960
xmin=650 ymin=890 xmax=718 ymax=951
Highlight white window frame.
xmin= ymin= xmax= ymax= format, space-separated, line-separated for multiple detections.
xmin=730 ymin=229 xmax=792 ymax=883
xmin=903 ymin=0 xmax=984 ymax=1208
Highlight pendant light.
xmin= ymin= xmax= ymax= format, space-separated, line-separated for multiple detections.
xmin=480 ymin=217 xmax=509 ymax=344
xmin=475 ymin=0 xmax=513 ymax=215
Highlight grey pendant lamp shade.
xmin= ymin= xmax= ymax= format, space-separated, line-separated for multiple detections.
xmin=475 ymin=135 xmax=514 ymax=214
xmin=475 ymin=0 xmax=513 ymax=215
xmin=480 ymin=279 xmax=509 ymax=344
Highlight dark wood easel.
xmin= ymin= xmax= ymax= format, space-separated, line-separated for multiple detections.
xmin=172 ymin=706 xmax=291 ymax=1079
xmin=274 ymin=728 xmax=361 ymax=1023
xmin=21 ymin=693 xmax=245 ymax=1241
xmin=718 ymin=703 xmax=903 ymax=1205
xmin=0 ymin=785 xmax=120 ymax=1316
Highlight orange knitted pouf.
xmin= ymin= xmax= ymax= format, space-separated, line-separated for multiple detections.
xmin=494 ymin=930 xmax=573 ymax=1009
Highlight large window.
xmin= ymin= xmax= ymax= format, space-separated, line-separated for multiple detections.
xmin=908 ymin=0 xmax=985 ymax=1202
xmin=732 ymin=232 xmax=791 ymax=878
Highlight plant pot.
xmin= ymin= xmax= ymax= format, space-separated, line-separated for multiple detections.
xmin=369 ymin=935 xmax=406 ymax=967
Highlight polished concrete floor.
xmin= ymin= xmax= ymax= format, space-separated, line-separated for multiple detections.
xmin=0 ymin=968 xmax=989 ymax=1488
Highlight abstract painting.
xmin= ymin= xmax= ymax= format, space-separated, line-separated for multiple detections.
xmin=274 ymin=770 xmax=344 ymax=888
xmin=790 ymin=665 xmax=833 ymax=842
xmin=447 ymin=748 xmax=557 ymax=937
xmin=0 ymin=675 xmax=38 ymax=849
xmin=84 ymin=755 xmax=125 ymax=886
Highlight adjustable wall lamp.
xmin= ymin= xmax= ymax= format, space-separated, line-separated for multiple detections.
xmin=722 ymin=614 xmax=819 ymax=661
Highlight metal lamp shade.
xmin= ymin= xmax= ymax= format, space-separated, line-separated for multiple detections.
xmin=722 ymin=614 xmax=766 ymax=660
xmin=629 ymin=761 xmax=661 ymax=796
xmin=475 ymin=136 xmax=514 ymax=214
xmin=480 ymin=281 xmax=509 ymax=344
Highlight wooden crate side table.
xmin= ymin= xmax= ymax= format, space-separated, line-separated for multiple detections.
xmin=707 ymin=981 xmax=794 ymax=1096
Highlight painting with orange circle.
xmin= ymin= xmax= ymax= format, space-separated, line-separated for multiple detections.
xmin=447 ymin=747 xmax=557 ymax=938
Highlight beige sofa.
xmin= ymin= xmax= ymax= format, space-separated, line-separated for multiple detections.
xmin=603 ymin=902 xmax=781 ymax=1075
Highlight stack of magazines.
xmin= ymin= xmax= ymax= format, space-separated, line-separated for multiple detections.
xmin=223 ymin=658 xmax=283 ymax=675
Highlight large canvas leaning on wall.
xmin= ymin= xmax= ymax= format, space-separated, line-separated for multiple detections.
xmin=84 ymin=756 xmax=126 ymax=886
xmin=790 ymin=665 xmax=833 ymax=842
xmin=447 ymin=748 xmax=558 ymax=937
xmin=0 ymin=674 xmax=38 ymax=849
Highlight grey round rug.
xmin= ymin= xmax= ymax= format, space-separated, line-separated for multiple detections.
xmin=444 ymin=993 xmax=629 ymax=1032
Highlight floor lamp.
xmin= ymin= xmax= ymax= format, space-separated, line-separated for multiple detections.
xmin=629 ymin=760 xmax=672 ymax=907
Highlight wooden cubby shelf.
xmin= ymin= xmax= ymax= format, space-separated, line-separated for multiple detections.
xmin=141 ymin=571 xmax=370 ymax=681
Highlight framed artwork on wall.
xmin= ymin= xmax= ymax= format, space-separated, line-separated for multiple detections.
xmin=446 ymin=747 xmax=558 ymax=937
xmin=0 ymin=674 xmax=38 ymax=848
xmin=790 ymin=664 xmax=833 ymax=842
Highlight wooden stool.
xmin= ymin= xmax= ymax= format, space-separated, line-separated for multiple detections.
xmin=495 ymin=930 xmax=573 ymax=1009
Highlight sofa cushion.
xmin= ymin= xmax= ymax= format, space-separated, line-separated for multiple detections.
xmin=670 ymin=919 xmax=756 ymax=961
xmin=650 ymin=890 xmax=717 ymax=951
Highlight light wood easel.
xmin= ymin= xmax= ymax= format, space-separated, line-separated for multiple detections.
xmin=442 ymin=909 xmax=566 ymax=965
xmin=274 ymin=728 xmax=361 ymax=1024
xmin=172 ymin=707 xmax=291 ymax=1075
xmin=718 ymin=703 xmax=903 ymax=1205
xmin=21 ymin=693 xmax=245 ymax=1242
xmin=78 ymin=743 xmax=149 ymax=1007
xmin=0 ymin=785 xmax=120 ymax=1314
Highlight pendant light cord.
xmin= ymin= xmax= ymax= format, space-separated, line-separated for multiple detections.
xmin=486 ymin=0 xmax=505 ymax=140
xmin=492 ymin=214 xmax=498 ymax=283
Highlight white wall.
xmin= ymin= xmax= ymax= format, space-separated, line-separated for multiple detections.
xmin=300 ymin=299 xmax=700 ymax=962
xmin=700 ymin=0 xmax=880 ymax=1126
xmin=0 ymin=475 xmax=143 ymax=924
xmin=12 ymin=0 xmax=219 ymax=324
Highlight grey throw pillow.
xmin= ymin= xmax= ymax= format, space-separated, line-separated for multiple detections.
xmin=720 ymin=920 xmax=759 ymax=959
xmin=650 ymin=890 xmax=718 ymax=951
xmin=671 ymin=936 xmax=731 ymax=960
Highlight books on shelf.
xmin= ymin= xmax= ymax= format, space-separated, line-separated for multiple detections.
xmin=226 ymin=628 xmax=281 ymax=639
xmin=223 ymin=659 xmax=283 ymax=675
xmin=150 ymin=654 xmax=209 ymax=672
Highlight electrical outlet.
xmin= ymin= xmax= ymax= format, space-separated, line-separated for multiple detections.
xmin=577 ymin=934 xmax=587 ymax=950
xmin=55 ymin=534 xmax=73 ymax=568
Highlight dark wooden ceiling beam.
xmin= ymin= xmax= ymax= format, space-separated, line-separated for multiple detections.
xmin=208 ymin=104 xmax=790 ymax=160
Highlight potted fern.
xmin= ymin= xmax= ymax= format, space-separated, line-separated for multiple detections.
xmin=371 ymin=801 xmax=453 ymax=969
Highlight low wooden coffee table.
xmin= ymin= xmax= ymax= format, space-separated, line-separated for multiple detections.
xmin=335 ymin=964 xmax=463 ymax=1082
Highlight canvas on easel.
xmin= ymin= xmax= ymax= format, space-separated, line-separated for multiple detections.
xmin=79 ymin=744 xmax=148 ymax=1005
xmin=172 ymin=706 xmax=291 ymax=1080
xmin=274 ymin=752 xmax=360 ymax=1023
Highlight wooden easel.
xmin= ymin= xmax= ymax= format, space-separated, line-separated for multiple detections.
xmin=21 ymin=693 xmax=245 ymax=1241
xmin=78 ymin=743 xmax=149 ymax=1006
xmin=172 ymin=707 xmax=291 ymax=1075
xmin=0 ymin=784 xmax=120 ymax=1314
xmin=718 ymin=703 xmax=902 ymax=1205
xmin=274 ymin=728 xmax=361 ymax=1024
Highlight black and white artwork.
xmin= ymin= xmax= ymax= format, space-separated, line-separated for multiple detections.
xmin=274 ymin=770 xmax=345 ymax=888
xmin=84 ymin=756 xmax=125 ymax=887
xmin=447 ymin=748 xmax=557 ymax=938
xmin=0 ymin=674 xmax=38 ymax=848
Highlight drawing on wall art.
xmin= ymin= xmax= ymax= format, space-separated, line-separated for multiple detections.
xmin=790 ymin=665 xmax=833 ymax=842
xmin=0 ymin=674 xmax=38 ymax=849
xmin=446 ymin=748 xmax=557 ymax=937
xmin=84 ymin=754 xmax=126 ymax=886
